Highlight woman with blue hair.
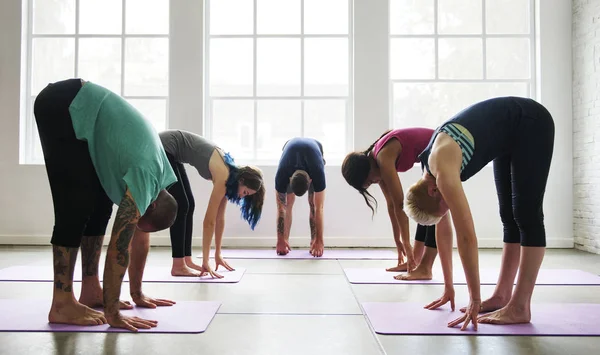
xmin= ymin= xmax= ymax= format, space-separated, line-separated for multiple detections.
xmin=160 ymin=130 xmax=265 ymax=278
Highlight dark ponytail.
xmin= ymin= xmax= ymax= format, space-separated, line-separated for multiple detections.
xmin=341 ymin=130 xmax=393 ymax=216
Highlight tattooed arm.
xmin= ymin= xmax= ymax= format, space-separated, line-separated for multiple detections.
xmin=128 ymin=228 xmax=176 ymax=308
xmin=103 ymin=188 xmax=155 ymax=332
xmin=275 ymin=192 xmax=290 ymax=255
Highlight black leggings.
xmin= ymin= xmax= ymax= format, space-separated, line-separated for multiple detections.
xmin=166 ymin=153 xmax=196 ymax=258
xmin=493 ymin=105 xmax=555 ymax=247
xmin=34 ymin=79 xmax=114 ymax=248
xmin=414 ymin=224 xmax=437 ymax=248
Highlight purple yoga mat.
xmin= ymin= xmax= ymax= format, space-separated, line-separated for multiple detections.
xmin=0 ymin=299 xmax=221 ymax=333
xmin=344 ymin=268 xmax=600 ymax=285
xmin=362 ymin=302 xmax=600 ymax=336
xmin=201 ymin=249 xmax=398 ymax=260
xmin=0 ymin=265 xmax=245 ymax=283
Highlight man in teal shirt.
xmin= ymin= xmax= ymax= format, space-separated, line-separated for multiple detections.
xmin=34 ymin=78 xmax=178 ymax=332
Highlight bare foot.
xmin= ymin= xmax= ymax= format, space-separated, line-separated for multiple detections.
xmin=183 ymin=259 xmax=204 ymax=272
xmin=386 ymin=262 xmax=407 ymax=272
xmin=478 ymin=304 xmax=531 ymax=325
xmin=460 ymin=295 xmax=509 ymax=313
xmin=49 ymin=300 xmax=107 ymax=326
xmin=394 ymin=265 xmax=432 ymax=281
xmin=79 ymin=289 xmax=133 ymax=310
xmin=171 ymin=265 xmax=204 ymax=277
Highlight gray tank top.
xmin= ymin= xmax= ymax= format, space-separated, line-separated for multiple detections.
xmin=159 ymin=130 xmax=216 ymax=180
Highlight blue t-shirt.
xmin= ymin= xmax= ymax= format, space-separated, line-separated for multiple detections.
xmin=68 ymin=82 xmax=177 ymax=215
xmin=275 ymin=138 xmax=326 ymax=193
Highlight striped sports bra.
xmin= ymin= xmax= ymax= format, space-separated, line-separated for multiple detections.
xmin=439 ymin=123 xmax=475 ymax=173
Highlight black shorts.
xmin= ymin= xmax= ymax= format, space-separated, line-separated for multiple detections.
xmin=34 ymin=79 xmax=114 ymax=248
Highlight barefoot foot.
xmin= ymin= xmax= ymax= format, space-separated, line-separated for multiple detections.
xmin=394 ymin=265 xmax=432 ymax=281
xmin=460 ymin=295 xmax=509 ymax=313
xmin=386 ymin=262 xmax=408 ymax=272
xmin=478 ymin=304 xmax=531 ymax=325
xmin=79 ymin=290 xmax=133 ymax=310
xmin=171 ymin=265 xmax=204 ymax=277
xmin=49 ymin=300 xmax=107 ymax=326
xmin=183 ymin=258 xmax=204 ymax=272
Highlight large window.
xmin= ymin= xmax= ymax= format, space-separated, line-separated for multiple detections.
xmin=21 ymin=0 xmax=169 ymax=164
xmin=390 ymin=0 xmax=535 ymax=129
xmin=204 ymin=0 xmax=352 ymax=164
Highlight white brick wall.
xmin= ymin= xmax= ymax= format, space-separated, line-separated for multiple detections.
xmin=573 ymin=0 xmax=600 ymax=254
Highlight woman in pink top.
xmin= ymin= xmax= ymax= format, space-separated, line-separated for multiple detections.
xmin=342 ymin=128 xmax=452 ymax=281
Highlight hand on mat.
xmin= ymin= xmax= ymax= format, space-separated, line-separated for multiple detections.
xmin=132 ymin=292 xmax=176 ymax=308
xmin=448 ymin=298 xmax=480 ymax=331
xmin=215 ymin=255 xmax=235 ymax=272
xmin=107 ymin=313 xmax=158 ymax=332
xmin=425 ymin=287 xmax=455 ymax=311
xmin=276 ymin=239 xmax=291 ymax=255
xmin=201 ymin=263 xmax=224 ymax=279
xmin=310 ymin=239 xmax=324 ymax=257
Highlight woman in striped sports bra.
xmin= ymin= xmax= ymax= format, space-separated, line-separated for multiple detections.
xmin=341 ymin=128 xmax=454 ymax=281
xmin=404 ymin=97 xmax=555 ymax=331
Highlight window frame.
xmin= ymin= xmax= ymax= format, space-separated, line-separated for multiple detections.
xmin=21 ymin=0 xmax=170 ymax=165
xmin=203 ymin=0 xmax=354 ymax=166
xmin=388 ymin=0 xmax=537 ymax=129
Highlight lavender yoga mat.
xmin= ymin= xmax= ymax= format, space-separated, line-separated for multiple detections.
xmin=344 ymin=268 xmax=600 ymax=285
xmin=362 ymin=302 xmax=600 ymax=336
xmin=0 ymin=299 xmax=221 ymax=333
xmin=201 ymin=249 xmax=398 ymax=260
xmin=0 ymin=265 xmax=246 ymax=283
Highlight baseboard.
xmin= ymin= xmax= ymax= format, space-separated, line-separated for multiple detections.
xmin=0 ymin=235 xmax=575 ymax=249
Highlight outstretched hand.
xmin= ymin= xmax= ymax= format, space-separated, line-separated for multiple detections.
xmin=448 ymin=298 xmax=480 ymax=331
xmin=424 ymin=287 xmax=455 ymax=311
xmin=106 ymin=312 xmax=157 ymax=332
xmin=132 ymin=292 xmax=176 ymax=308
xmin=215 ymin=255 xmax=235 ymax=272
xmin=201 ymin=262 xmax=224 ymax=279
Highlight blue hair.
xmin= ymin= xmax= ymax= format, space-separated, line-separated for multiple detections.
xmin=222 ymin=152 xmax=263 ymax=230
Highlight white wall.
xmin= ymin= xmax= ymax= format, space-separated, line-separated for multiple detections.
xmin=0 ymin=0 xmax=573 ymax=249
xmin=573 ymin=0 xmax=600 ymax=254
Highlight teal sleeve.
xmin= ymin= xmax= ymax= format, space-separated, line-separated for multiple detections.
xmin=123 ymin=168 xmax=160 ymax=216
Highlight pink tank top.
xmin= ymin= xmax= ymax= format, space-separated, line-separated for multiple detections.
xmin=371 ymin=128 xmax=435 ymax=173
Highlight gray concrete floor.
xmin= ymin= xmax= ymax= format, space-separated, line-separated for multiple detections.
xmin=0 ymin=246 xmax=599 ymax=355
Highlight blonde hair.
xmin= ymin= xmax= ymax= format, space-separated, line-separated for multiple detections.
xmin=404 ymin=178 xmax=443 ymax=226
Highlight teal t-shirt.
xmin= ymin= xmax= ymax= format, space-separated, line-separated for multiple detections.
xmin=68 ymin=82 xmax=177 ymax=215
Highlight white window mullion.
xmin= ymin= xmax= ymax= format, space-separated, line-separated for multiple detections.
xmin=253 ymin=0 xmax=258 ymax=161
xmin=347 ymin=0 xmax=354 ymax=152
xmin=529 ymin=0 xmax=537 ymax=98
xmin=74 ymin=0 xmax=80 ymax=77
xmin=482 ymin=0 xmax=487 ymax=80
xmin=300 ymin=0 xmax=305 ymax=138
xmin=25 ymin=0 xmax=34 ymax=164
xmin=121 ymin=0 xmax=127 ymax=96
xmin=434 ymin=0 xmax=439 ymax=80
xmin=204 ymin=0 xmax=212 ymax=138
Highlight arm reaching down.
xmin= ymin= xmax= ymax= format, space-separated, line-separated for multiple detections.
xmin=380 ymin=181 xmax=406 ymax=271
xmin=437 ymin=168 xmax=481 ymax=331
xmin=103 ymin=188 xmax=156 ymax=332
xmin=214 ymin=196 xmax=234 ymax=271
xmin=376 ymin=141 xmax=414 ymax=270
xmin=200 ymin=181 xmax=227 ymax=278
xmin=309 ymin=190 xmax=325 ymax=257
xmin=425 ymin=213 xmax=455 ymax=311
xmin=275 ymin=192 xmax=290 ymax=255
xmin=128 ymin=228 xmax=176 ymax=308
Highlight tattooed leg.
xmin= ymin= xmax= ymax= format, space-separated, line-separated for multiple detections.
xmin=78 ymin=236 xmax=132 ymax=309
xmin=48 ymin=245 xmax=107 ymax=326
